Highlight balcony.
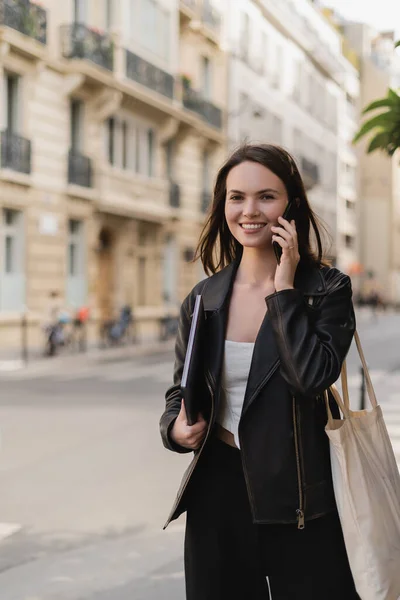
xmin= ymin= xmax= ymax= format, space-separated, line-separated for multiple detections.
xmin=183 ymin=85 xmax=222 ymax=129
xmin=68 ymin=149 xmax=93 ymax=188
xmin=0 ymin=0 xmax=47 ymax=44
xmin=180 ymin=0 xmax=221 ymax=37
xmin=0 ymin=129 xmax=31 ymax=174
xmin=300 ymin=156 xmax=320 ymax=191
xmin=169 ymin=180 xmax=181 ymax=208
xmin=181 ymin=0 xmax=196 ymax=8
xmin=126 ymin=50 xmax=174 ymax=100
xmin=201 ymin=190 xmax=212 ymax=213
xmin=61 ymin=23 xmax=113 ymax=72
xmin=202 ymin=0 xmax=221 ymax=33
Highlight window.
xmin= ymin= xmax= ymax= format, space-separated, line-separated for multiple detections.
xmin=275 ymin=46 xmax=283 ymax=89
xmin=325 ymin=152 xmax=337 ymax=191
xmin=106 ymin=116 xmax=155 ymax=176
xmin=165 ymin=139 xmax=174 ymax=178
xmin=105 ymin=0 xmax=113 ymax=31
xmin=67 ymin=219 xmax=86 ymax=308
xmin=293 ymin=128 xmax=302 ymax=160
xmin=260 ymin=32 xmax=268 ymax=75
xmin=147 ymin=128 xmax=154 ymax=177
xmin=271 ymin=115 xmax=282 ymax=145
xmin=122 ymin=121 xmax=128 ymax=169
xmin=138 ymin=256 xmax=146 ymax=305
xmin=202 ymin=150 xmax=211 ymax=192
xmin=163 ymin=235 xmax=177 ymax=304
xmin=1 ymin=208 xmax=25 ymax=311
xmin=240 ymin=13 xmax=250 ymax=62
xmin=70 ymin=99 xmax=83 ymax=151
xmin=107 ymin=117 xmax=115 ymax=165
xmin=135 ymin=0 xmax=171 ymax=61
xmin=3 ymin=74 xmax=19 ymax=133
xmin=292 ymin=61 xmax=301 ymax=99
xmin=202 ymin=56 xmax=212 ymax=100
xmin=344 ymin=234 xmax=354 ymax=249
xmin=74 ymin=0 xmax=87 ymax=23
xmin=342 ymin=162 xmax=356 ymax=188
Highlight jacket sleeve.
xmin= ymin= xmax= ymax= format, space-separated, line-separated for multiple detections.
xmin=265 ymin=273 xmax=355 ymax=397
xmin=159 ymin=294 xmax=193 ymax=454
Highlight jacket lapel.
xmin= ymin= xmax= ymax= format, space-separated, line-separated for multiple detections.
xmin=241 ymin=313 xmax=280 ymax=417
xmin=200 ymin=260 xmax=327 ymax=411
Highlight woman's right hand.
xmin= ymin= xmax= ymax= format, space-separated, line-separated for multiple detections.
xmin=170 ymin=400 xmax=208 ymax=450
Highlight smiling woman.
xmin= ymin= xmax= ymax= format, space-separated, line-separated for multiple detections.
xmin=160 ymin=143 xmax=358 ymax=600
xmin=196 ymin=144 xmax=328 ymax=275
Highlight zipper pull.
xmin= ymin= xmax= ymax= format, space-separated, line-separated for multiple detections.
xmin=296 ymin=509 xmax=305 ymax=530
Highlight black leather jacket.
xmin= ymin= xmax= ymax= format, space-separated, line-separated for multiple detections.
xmin=160 ymin=260 xmax=355 ymax=529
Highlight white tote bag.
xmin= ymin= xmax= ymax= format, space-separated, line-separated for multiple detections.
xmin=325 ymin=331 xmax=400 ymax=600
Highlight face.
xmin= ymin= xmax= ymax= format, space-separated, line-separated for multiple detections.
xmin=224 ymin=161 xmax=289 ymax=250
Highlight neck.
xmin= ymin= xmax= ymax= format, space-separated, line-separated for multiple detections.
xmin=236 ymin=247 xmax=277 ymax=287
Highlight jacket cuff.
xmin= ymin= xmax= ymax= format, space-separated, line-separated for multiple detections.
xmin=162 ymin=413 xmax=192 ymax=454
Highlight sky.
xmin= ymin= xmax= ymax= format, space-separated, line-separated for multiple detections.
xmin=324 ymin=0 xmax=400 ymax=38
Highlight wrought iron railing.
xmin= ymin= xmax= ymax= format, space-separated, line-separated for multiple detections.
xmin=0 ymin=0 xmax=47 ymax=44
xmin=0 ymin=129 xmax=31 ymax=174
xmin=169 ymin=181 xmax=180 ymax=208
xmin=68 ymin=148 xmax=93 ymax=188
xmin=61 ymin=23 xmax=114 ymax=71
xmin=201 ymin=190 xmax=212 ymax=213
xmin=126 ymin=50 xmax=174 ymax=99
xmin=182 ymin=86 xmax=222 ymax=129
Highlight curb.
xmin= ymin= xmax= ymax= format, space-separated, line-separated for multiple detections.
xmin=0 ymin=339 xmax=175 ymax=377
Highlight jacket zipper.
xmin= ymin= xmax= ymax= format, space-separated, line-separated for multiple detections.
xmin=292 ymin=396 xmax=305 ymax=530
xmin=164 ymin=371 xmax=215 ymax=528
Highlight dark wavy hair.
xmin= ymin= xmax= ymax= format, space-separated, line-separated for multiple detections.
xmin=195 ymin=143 xmax=330 ymax=275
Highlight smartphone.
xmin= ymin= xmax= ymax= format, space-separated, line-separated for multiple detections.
xmin=273 ymin=200 xmax=296 ymax=264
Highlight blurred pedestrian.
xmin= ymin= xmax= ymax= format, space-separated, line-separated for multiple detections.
xmin=160 ymin=144 xmax=359 ymax=599
xmin=42 ymin=291 xmax=70 ymax=356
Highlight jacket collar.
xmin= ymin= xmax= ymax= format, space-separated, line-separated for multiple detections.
xmin=202 ymin=259 xmax=327 ymax=312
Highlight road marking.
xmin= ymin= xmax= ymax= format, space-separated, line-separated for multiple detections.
xmin=0 ymin=522 xmax=22 ymax=541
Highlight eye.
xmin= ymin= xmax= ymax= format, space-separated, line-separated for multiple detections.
xmin=230 ymin=195 xmax=243 ymax=201
xmin=260 ymin=194 xmax=274 ymax=201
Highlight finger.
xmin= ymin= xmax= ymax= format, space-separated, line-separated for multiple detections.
xmin=178 ymin=399 xmax=187 ymax=421
xmin=189 ymin=419 xmax=208 ymax=434
xmin=271 ymin=226 xmax=293 ymax=242
xmin=272 ymin=235 xmax=288 ymax=248
xmin=278 ymin=216 xmax=297 ymax=236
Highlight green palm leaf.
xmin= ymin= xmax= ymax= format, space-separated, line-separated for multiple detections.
xmin=353 ymin=112 xmax=395 ymax=144
xmin=367 ymin=132 xmax=390 ymax=152
xmin=362 ymin=98 xmax=394 ymax=114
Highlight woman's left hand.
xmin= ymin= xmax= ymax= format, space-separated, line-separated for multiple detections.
xmin=271 ymin=217 xmax=300 ymax=292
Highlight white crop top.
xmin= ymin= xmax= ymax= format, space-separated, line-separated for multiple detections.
xmin=217 ymin=340 xmax=254 ymax=448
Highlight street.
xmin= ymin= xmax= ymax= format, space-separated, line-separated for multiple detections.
xmin=0 ymin=310 xmax=399 ymax=599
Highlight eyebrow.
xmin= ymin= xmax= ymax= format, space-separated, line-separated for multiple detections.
xmin=227 ymin=188 xmax=279 ymax=195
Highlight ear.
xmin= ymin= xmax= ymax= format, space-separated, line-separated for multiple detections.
xmin=295 ymin=197 xmax=301 ymax=208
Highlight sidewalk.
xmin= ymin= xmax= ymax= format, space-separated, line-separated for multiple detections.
xmin=0 ymin=337 xmax=175 ymax=376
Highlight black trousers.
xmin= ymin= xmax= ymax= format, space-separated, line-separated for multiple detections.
xmin=184 ymin=437 xmax=359 ymax=600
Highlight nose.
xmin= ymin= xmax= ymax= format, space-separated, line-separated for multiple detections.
xmin=243 ymin=197 xmax=260 ymax=218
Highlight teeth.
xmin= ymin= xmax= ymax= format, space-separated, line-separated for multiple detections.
xmin=241 ymin=224 xmax=265 ymax=230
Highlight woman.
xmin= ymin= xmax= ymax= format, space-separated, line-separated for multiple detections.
xmin=160 ymin=144 xmax=358 ymax=599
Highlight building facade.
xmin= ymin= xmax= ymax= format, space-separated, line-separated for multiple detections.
xmin=343 ymin=23 xmax=400 ymax=304
xmin=223 ymin=0 xmax=360 ymax=267
xmin=0 ymin=0 xmax=227 ymax=350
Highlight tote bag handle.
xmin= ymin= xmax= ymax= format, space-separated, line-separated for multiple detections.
xmin=325 ymin=331 xmax=378 ymax=422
